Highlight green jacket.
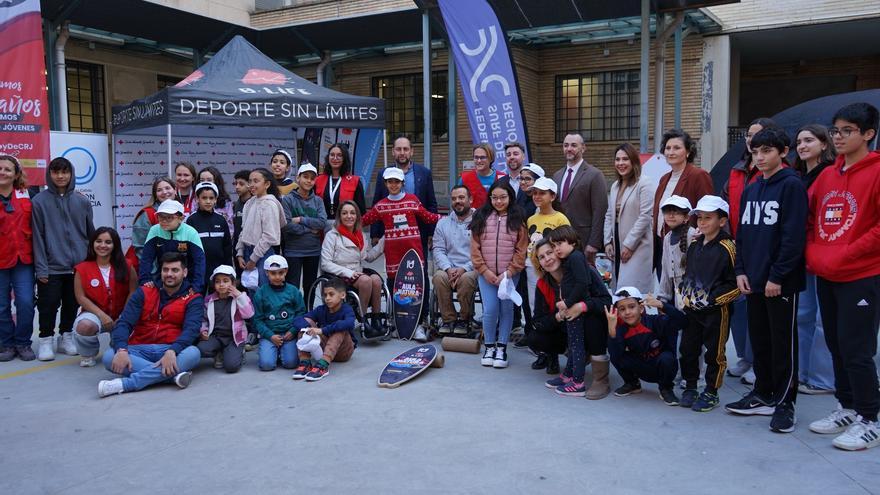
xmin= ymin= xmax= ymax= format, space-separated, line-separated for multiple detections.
xmin=253 ymin=282 xmax=306 ymax=339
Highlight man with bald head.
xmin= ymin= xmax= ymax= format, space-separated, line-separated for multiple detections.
xmin=553 ymin=133 xmax=607 ymax=262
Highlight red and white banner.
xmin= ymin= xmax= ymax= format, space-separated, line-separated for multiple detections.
xmin=0 ymin=0 xmax=50 ymax=186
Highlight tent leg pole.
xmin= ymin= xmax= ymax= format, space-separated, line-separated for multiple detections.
xmin=167 ymin=124 xmax=173 ymax=177
xmin=448 ymin=54 xmax=457 ymax=193
xmin=383 ymin=129 xmax=388 ymax=168
xmin=422 ymin=9 xmax=432 ymax=170
xmin=639 ymin=0 xmax=650 ymax=154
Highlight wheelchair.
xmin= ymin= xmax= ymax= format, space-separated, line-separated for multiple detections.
xmin=305 ymin=268 xmax=395 ymax=343
xmin=426 ymin=282 xmax=483 ymax=340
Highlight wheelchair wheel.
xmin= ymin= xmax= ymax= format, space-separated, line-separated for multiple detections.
xmin=305 ymin=276 xmax=332 ymax=311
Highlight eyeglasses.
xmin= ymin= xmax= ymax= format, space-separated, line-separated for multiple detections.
xmin=473 ymin=156 xmax=489 ymax=161
xmin=519 ymin=176 xmax=535 ymax=182
xmin=490 ymin=195 xmax=508 ymax=201
xmin=828 ymin=127 xmax=860 ymax=138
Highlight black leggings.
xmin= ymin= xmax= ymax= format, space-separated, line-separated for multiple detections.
xmin=285 ymin=255 xmax=320 ymax=293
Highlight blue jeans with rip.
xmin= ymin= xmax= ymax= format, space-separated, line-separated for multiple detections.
xmin=0 ymin=262 xmax=35 ymax=347
xmin=102 ymin=344 xmax=201 ymax=392
xmin=478 ymin=273 xmax=519 ymax=345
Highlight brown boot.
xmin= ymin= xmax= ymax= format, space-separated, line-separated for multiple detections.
xmin=586 ymin=356 xmax=611 ymax=400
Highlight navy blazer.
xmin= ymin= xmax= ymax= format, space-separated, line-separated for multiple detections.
xmin=370 ymin=163 xmax=438 ymax=241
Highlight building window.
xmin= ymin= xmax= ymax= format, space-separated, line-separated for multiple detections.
xmin=66 ymin=60 xmax=106 ymax=134
xmin=555 ymin=70 xmax=640 ymax=142
xmin=373 ymin=72 xmax=448 ymax=143
xmin=157 ymin=74 xmax=182 ymax=90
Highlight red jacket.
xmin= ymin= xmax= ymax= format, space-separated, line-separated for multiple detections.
xmin=726 ymin=162 xmax=759 ymax=238
xmin=75 ymin=261 xmax=131 ymax=320
xmin=0 ymin=189 xmax=33 ymax=269
xmin=461 ymin=170 xmax=506 ymax=209
xmin=315 ymin=174 xmax=360 ymax=203
xmin=806 ymin=151 xmax=880 ymax=282
xmin=128 ymin=283 xmax=200 ymax=346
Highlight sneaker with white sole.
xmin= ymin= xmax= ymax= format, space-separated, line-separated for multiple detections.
xmin=412 ymin=326 xmax=428 ymax=343
xmin=492 ymin=346 xmax=509 ymax=368
xmin=740 ymin=369 xmax=756 ymax=385
xmin=481 ymin=346 xmax=496 ymax=367
xmin=37 ymin=336 xmax=55 ymax=361
xmin=832 ymin=418 xmax=880 ymax=451
xmin=173 ymin=371 xmax=193 ymax=389
xmin=809 ymin=406 xmax=859 ymax=434
xmin=725 ymin=390 xmax=775 ymax=416
xmin=770 ymin=403 xmax=797 ymax=433
xmin=79 ymin=356 xmax=97 ymax=367
xmin=726 ymin=358 xmax=752 ymax=377
xmin=58 ymin=332 xmax=78 ymax=355
xmin=213 ymin=354 xmax=224 ymax=369
xmin=98 ymin=379 xmax=124 ymax=398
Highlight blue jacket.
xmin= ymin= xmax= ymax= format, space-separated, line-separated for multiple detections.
xmin=371 ymin=163 xmax=437 ymax=241
xmin=293 ymin=303 xmax=357 ymax=345
xmin=734 ymin=167 xmax=807 ymax=294
xmin=609 ymin=301 xmax=686 ymax=359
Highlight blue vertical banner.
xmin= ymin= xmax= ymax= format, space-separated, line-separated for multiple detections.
xmin=438 ymin=0 xmax=529 ymax=173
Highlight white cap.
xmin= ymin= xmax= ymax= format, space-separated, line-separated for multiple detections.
xmin=691 ymin=195 xmax=729 ymax=217
xmin=531 ymin=177 xmax=558 ymax=194
xmin=263 ymin=255 xmax=288 ymax=271
xmin=210 ymin=265 xmax=236 ymax=280
xmin=660 ymin=195 xmax=692 ymax=212
xmin=612 ymin=286 xmax=644 ymax=305
xmin=297 ymin=163 xmax=318 ymax=176
xmin=383 ymin=167 xmax=405 ymax=182
xmin=521 ymin=163 xmax=545 ymax=178
xmin=194 ymin=181 xmax=219 ymax=197
xmin=156 ymin=199 xmax=184 ymax=215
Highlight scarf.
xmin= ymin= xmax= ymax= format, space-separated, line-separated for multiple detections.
xmin=337 ymin=224 xmax=364 ymax=252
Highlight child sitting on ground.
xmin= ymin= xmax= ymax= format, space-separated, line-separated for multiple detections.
xmin=677 ymin=195 xmax=740 ymax=412
xmin=198 ymin=265 xmax=254 ymax=373
xmin=606 ymin=287 xmax=688 ymax=405
xmin=291 ymin=277 xmax=357 ymax=382
xmin=253 ymin=255 xmax=306 ymax=371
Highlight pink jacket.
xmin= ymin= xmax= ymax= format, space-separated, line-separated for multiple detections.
xmin=471 ymin=211 xmax=528 ymax=277
xmin=200 ymin=292 xmax=255 ymax=346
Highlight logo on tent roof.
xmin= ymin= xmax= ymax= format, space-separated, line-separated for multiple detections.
xmin=242 ymin=69 xmax=289 ymax=86
xmin=176 ymin=71 xmax=204 ymax=87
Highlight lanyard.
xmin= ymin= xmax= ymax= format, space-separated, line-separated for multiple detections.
xmin=328 ymin=177 xmax=342 ymax=205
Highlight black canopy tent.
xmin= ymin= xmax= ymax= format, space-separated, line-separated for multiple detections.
xmin=111 ymin=35 xmax=385 ymax=175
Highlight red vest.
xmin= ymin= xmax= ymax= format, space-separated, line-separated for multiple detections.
xmin=128 ymin=283 xmax=199 ymax=346
xmin=461 ymin=170 xmax=506 ymax=209
xmin=315 ymin=174 xmax=361 ymax=204
xmin=727 ymin=164 xmax=759 ymax=239
xmin=0 ymin=189 xmax=33 ymax=269
xmin=75 ymin=261 xmax=131 ymax=319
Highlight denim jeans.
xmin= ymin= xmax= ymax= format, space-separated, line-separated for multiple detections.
xmin=102 ymin=344 xmax=201 ymax=392
xmin=258 ymin=338 xmax=298 ymax=371
xmin=478 ymin=273 xmax=519 ymax=345
xmin=243 ymin=245 xmax=275 ymax=287
xmin=730 ymin=296 xmax=753 ymax=363
xmin=0 ymin=262 xmax=35 ymax=347
xmin=797 ymin=272 xmax=835 ymax=389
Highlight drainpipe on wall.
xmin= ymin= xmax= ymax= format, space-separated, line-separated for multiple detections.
xmin=653 ymin=11 xmax=684 ymax=153
xmin=316 ymin=51 xmax=331 ymax=87
xmin=54 ymin=21 xmax=70 ymax=132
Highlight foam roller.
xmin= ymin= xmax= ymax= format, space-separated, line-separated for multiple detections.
xmin=429 ymin=352 xmax=445 ymax=368
xmin=441 ymin=337 xmax=481 ymax=354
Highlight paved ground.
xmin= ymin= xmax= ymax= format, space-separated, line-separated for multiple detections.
xmin=1 ymin=333 xmax=878 ymax=495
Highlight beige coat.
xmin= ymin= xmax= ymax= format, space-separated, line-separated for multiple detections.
xmin=603 ymin=176 xmax=655 ymax=293
xmin=320 ymin=228 xmax=384 ymax=279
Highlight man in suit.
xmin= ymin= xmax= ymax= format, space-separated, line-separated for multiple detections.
xmin=554 ymin=133 xmax=608 ymax=262
xmin=371 ymin=136 xmax=438 ymax=252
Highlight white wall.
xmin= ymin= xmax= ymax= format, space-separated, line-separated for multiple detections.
xmin=145 ymin=0 xmax=255 ymax=27
xmin=706 ymin=0 xmax=880 ymax=32
xmin=699 ymin=35 xmax=732 ymax=171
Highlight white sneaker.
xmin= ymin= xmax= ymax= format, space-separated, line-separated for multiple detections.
xmin=809 ymin=406 xmax=859 ymax=434
xmin=173 ymin=371 xmax=193 ymax=389
xmin=98 ymin=379 xmax=124 ymax=398
xmin=832 ymin=418 xmax=880 ymax=451
xmin=412 ymin=326 xmax=427 ymax=343
xmin=481 ymin=346 xmax=496 ymax=366
xmin=492 ymin=346 xmax=509 ymax=368
xmin=58 ymin=332 xmax=78 ymax=355
xmin=79 ymin=356 xmax=96 ymax=367
xmin=741 ymin=369 xmax=756 ymax=385
xmin=727 ymin=358 xmax=751 ymax=377
xmin=37 ymin=337 xmax=55 ymax=361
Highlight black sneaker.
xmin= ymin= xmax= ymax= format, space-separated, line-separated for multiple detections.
xmin=546 ymin=354 xmax=560 ymax=375
xmin=15 ymin=345 xmax=35 ymax=361
xmin=691 ymin=391 xmax=720 ymax=412
xmin=659 ymin=388 xmax=679 ymax=406
xmin=437 ymin=322 xmax=453 ymax=336
xmin=614 ymin=382 xmax=642 ymax=397
xmin=770 ymin=403 xmax=796 ymax=433
xmin=0 ymin=346 xmax=15 ymax=362
xmin=531 ymin=353 xmax=549 ymax=370
xmin=679 ymin=389 xmax=699 ymax=408
xmin=725 ymin=390 xmax=775 ymax=416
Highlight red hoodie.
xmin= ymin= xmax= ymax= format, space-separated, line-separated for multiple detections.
xmin=806 ymin=151 xmax=880 ymax=282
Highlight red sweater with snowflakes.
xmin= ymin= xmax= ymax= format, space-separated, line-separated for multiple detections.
xmin=362 ymin=193 xmax=440 ymax=276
